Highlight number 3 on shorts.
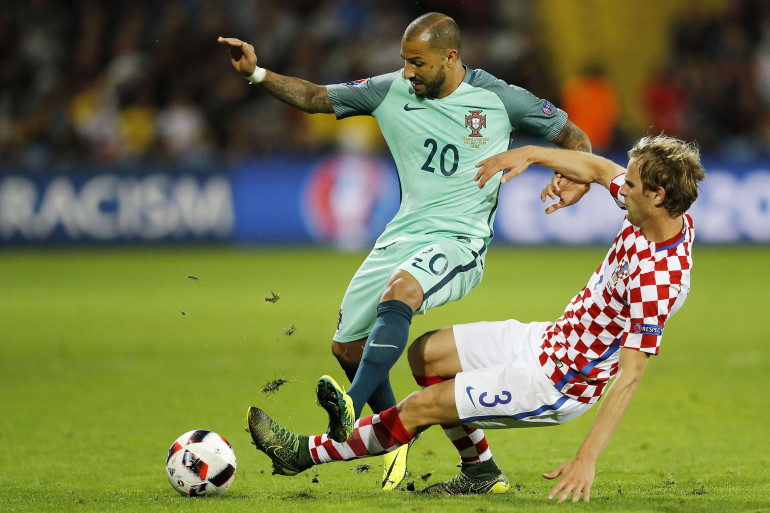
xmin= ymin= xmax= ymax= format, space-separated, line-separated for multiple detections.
xmin=479 ymin=390 xmax=512 ymax=407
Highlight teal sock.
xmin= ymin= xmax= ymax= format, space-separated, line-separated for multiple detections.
xmin=366 ymin=378 xmax=397 ymax=414
xmin=347 ymin=300 xmax=413 ymax=417
xmin=338 ymin=362 xmax=396 ymax=414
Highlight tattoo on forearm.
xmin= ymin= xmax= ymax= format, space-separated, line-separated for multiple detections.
xmin=261 ymin=75 xmax=333 ymax=114
xmin=553 ymin=121 xmax=592 ymax=153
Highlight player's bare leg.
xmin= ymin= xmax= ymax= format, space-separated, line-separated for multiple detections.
xmin=408 ymin=327 xmax=463 ymax=379
xmin=407 ymin=328 xmax=509 ymax=495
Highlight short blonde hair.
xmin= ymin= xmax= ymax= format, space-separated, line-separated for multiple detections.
xmin=628 ymin=135 xmax=706 ymax=217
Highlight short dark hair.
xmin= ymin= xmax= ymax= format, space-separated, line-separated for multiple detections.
xmin=628 ymin=135 xmax=706 ymax=217
xmin=403 ymin=12 xmax=461 ymax=54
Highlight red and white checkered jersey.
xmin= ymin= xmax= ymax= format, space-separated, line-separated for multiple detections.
xmin=538 ymin=173 xmax=694 ymax=403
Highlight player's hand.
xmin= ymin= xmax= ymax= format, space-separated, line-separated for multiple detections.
xmin=540 ymin=174 xmax=590 ymax=214
xmin=217 ymin=37 xmax=258 ymax=77
xmin=474 ymin=148 xmax=531 ymax=188
xmin=542 ymin=457 xmax=595 ymax=503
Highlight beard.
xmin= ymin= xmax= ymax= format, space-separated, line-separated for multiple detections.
xmin=413 ymin=65 xmax=446 ymax=99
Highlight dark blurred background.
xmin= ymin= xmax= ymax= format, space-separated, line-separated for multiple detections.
xmin=1 ymin=0 xmax=767 ymax=246
xmin=4 ymin=0 xmax=765 ymax=168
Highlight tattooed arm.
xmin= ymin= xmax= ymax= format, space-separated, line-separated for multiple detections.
xmin=218 ymin=36 xmax=334 ymax=114
xmin=542 ymin=119 xmax=593 ymax=211
xmin=552 ymin=119 xmax=592 ymax=153
xmin=259 ymin=74 xmax=334 ymax=114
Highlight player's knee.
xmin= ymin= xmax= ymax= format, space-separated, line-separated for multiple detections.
xmin=380 ymin=272 xmax=423 ymax=310
xmin=397 ymin=390 xmax=434 ymax=433
xmin=331 ymin=340 xmax=361 ymax=367
xmin=407 ymin=330 xmax=437 ymax=373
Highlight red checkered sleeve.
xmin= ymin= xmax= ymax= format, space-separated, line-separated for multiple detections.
xmin=609 ymin=173 xmax=626 ymax=209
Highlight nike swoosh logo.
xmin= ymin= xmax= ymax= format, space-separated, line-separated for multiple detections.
xmin=465 ymin=386 xmax=476 ymax=408
xmin=403 ymin=103 xmax=427 ymax=111
xmin=369 ymin=339 xmax=399 ymax=349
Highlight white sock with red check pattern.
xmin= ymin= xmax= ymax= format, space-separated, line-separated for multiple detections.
xmin=440 ymin=424 xmax=492 ymax=465
xmin=308 ymin=406 xmax=413 ymax=464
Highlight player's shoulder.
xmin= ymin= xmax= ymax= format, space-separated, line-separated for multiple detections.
xmin=327 ymin=70 xmax=404 ymax=117
xmin=463 ymin=67 xmax=565 ymax=134
xmin=463 ymin=67 xmax=515 ymax=94
xmin=338 ymin=70 xmax=402 ymax=90
xmin=372 ymin=70 xmax=404 ymax=86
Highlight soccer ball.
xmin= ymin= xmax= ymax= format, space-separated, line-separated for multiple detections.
xmin=165 ymin=430 xmax=237 ymax=497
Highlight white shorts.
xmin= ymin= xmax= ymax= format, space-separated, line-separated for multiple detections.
xmin=453 ymin=319 xmax=594 ymax=429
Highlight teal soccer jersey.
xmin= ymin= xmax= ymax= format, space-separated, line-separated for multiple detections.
xmin=327 ymin=67 xmax=568 ymax=342
xmin=326 ymin=67 xmax=567 ymax=246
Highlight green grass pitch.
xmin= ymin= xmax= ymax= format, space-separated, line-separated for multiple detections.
xmin=1 ymin=245 xmax=769 ymax=513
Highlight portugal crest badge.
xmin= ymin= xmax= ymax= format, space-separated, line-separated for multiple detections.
xmin=465 ymin=110 xmax=486 ymax=137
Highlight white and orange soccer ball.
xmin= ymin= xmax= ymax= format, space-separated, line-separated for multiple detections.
xmin=165 ymin=430 xmax=237 ymax=497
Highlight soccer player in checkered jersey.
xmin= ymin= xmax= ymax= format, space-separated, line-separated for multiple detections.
xmin=245 ymin=135 xmax=705 ymax=501
xmin=248 ymin=136 xmax=705 ymax=502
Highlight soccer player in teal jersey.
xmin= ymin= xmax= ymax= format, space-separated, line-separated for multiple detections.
xmin=220 ymin=12 xmax=592 ymax=490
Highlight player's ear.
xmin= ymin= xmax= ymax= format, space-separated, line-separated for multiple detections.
xmin=445 ymin=49 xmax=459 ymax=67
xmin=653 ymin=186 xmax=665 ymax=207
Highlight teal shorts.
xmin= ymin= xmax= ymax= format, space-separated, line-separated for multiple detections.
xmin=333 ymin=237 xmax=487 ymax=343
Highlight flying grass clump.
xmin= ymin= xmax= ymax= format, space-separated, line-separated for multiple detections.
xmin=261 ymin=377 xmax=291 ymax=395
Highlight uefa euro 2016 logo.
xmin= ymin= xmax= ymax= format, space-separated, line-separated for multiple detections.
xmin=302 ymin=154 xmax=399 ymax=250
xmin=465 ymin=110 xmax=486 ymax=137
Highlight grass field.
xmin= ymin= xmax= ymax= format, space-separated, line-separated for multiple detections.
xmin=1 ymin=245 xmax=769 ymax=513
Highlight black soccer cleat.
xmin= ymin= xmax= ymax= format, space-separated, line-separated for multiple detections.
xmin=421 ymin=458 xmax=510 ymax=495
xmin=246 ymin=406 xmax=313 ymax=476
xmin=316 ymin=375 xmax=355 ymax=443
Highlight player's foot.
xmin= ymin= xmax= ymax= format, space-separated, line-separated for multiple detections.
xmin=420 ymin=458 xmax=509 ymax=495
xmin=246 ymin=406 xmax=313 ymax=476
xmin=316 ymin=375 xmax=355 ymax=443
xmin=381 ymin=438 xmax=415 ymax=490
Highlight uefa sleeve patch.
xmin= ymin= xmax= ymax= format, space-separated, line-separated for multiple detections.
xmin=345 ymin=78 xmax=368 ymax=86
xmin=542 ymin=100 xmax=554 ymax=116
xmin=632 ymin=323 xmax=663 ymax=336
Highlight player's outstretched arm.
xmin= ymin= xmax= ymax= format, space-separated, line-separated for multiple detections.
xmin=217 ymin=37 xmax=334 ymax=114
xmin=543 ymin=348 xmax=649 ymax=503
xmin=538 ymin=121 xmax=593 ymax=213
xmin=475 ymin=145 xmax=624 ymax=190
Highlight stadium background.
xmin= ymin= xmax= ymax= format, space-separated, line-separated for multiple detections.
xmin=1 ymin=0 xmax=768 ymax=246
xmin=2 ymin=1 xmax=770 ymax=511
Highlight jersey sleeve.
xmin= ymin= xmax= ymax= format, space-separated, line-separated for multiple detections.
xmin=609 ymin=173 xmax=627 ymax=209
xmin=499 ymin=85 xmax=567 ymax=141
xmin=467 ymin=69 xmax=567 ymax=141
xmin=620 ymin=258 xmax=685 ymax=355
xmin=326 ymin=71 xmax=400 ymax=119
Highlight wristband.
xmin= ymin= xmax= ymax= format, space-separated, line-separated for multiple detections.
xmin=246 ymin=66 xmax=267 ymax=84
